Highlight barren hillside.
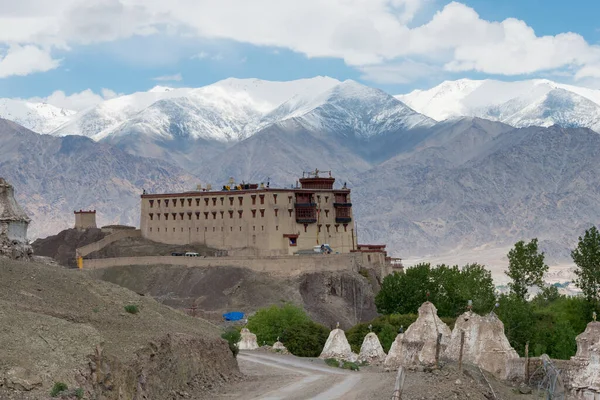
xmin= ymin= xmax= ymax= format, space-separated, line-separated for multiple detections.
xmin=0 ymin=258 xmax=239 ymax=400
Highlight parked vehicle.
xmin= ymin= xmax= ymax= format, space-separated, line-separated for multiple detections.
xmin=185 ymin=252 xmax=199 ymax=257
xmin=171 ymin=252 xmax=185 ymax=256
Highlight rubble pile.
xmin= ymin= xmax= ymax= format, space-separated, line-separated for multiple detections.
xmin=387 ymin=302 xmax=451 ymax=368
xmin=357 ymin=332 xmax=387 ymax=364
xmin=319 ymin=328 xmax=358 ymax=362
xmin=237 ymin=328 xmax=259 ymax=350
xmin=444 ymin=311 xmax=519 ymax=380
xmin=570 ymin=321 xmax=600 ymax=398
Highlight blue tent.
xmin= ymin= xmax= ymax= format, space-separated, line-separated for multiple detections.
xmin=223 ymin=311 xmax=245 ymax=321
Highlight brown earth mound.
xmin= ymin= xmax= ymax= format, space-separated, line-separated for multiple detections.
xmin=31 ymin=228 xmax=107 ymax=267
xmin=0 ymin=258 xmax=239 ymax=400
xmin=90 ymin=264 xmax=379 ymax=329
xmin=86 ymin=236 xmax=223 ymax=259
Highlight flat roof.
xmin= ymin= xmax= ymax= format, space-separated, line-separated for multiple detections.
xmin=141 ymin=187 xmax=350 ymax=199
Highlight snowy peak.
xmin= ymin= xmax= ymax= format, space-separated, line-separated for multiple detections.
xmin=398 ymin=78 xmax=600 ymax=133
xmin=259 ymin=79 xmax=435 ymax=137
xmin=0 ymin=99 xmax=76 ymax=134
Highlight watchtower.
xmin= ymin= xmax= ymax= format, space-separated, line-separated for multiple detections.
xmin=74 ymin=210 xmax=97 ymax=229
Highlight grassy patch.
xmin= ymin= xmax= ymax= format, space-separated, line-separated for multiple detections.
xmin=75 ymin=388 xmax=84 ymax=398
xmin=324 ymin=358 xmax=339 ymax=367
xmin=124 ymin=304 xmax=139 ymax=314
xmin=342 ymin=361 xmax=360 ymax=371
xmin=50 ymin=382 xmax=68 ymax=397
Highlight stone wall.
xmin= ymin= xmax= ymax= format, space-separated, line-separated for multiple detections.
xmin=81 ymin=253 xmax=361 ymax=276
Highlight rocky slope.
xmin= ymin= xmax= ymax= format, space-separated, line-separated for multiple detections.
xmin=0 ymin=118 xmax=199 ymax=239
xmin=92 ymin=264 xmax=380 ymax=330
xmin=0 ymin=258 xmax=239 ymax=400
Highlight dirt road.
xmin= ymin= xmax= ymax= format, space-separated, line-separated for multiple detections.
xmin=213 ymin=351 xmax=394 ymax=400
xmin=211 ymin=351 xmax=540 ymax=400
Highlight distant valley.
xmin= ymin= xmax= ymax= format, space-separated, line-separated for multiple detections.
xmin=2 ymin=76 xmax=600 ymax=277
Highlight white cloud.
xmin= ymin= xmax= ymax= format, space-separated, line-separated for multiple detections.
xmin=359 ymin=60 xmax=438 ymax=84
xmin=27 ymin=88 xmax=122 ymax=111
xmin=0 ymin=45 xmax=60 ymax=77
xmin=152 ymin=73 xmax=183 ymax=82
xmin=2 ymin=0 xmax=600 ymax=84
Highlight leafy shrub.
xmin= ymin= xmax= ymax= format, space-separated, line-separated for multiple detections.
xmin=221 ymin=328 xmax=241 ymax=358
xmin=342 ymin=361 xmax=360 ymax=371
xmin=247 ymin=304 xmax=310 ymax=345
xmin=280 ymin=320 xmax=329 ymax=357
xmin=358 ymin=268 xmax=369 ymax=278
xmin=75 ymin=388 xmax=84 ymax=399
xmin=124 ymin=304 xmax=139 ymax=314
xmin=247 ymin=304 xmax=329 ymax=357
xmin=50 ymin=382 xmax=68 ymax=397
xmin=324 ymin=358 xmax=339 ymax=367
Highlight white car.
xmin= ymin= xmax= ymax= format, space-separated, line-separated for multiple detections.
xmin=185 ymin=252 xmax=199 ymax=257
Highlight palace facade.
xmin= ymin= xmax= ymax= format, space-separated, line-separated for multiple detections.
xmin=140 ymin=172 xmax=357 ymax=256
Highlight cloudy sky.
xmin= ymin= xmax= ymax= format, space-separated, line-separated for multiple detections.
xmin=1 ymin=0 xmax=600 ymax=110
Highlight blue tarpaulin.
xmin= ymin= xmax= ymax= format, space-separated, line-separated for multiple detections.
xmin=223 ymin=311 xmax=245 ymax=321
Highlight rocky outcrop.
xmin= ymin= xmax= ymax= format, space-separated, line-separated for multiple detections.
xmin=384 ymin=333 xmax=404 ymax=369
xmin=570 ymin=321 xmax=600 ymax=398
xmin=272 ymin=340 xmax=289 ymax=354
xmin=357 ymin=332 xmax=386 ymax=364
xmin=0 ymin=177 xmax=32 ymax=260
xmin=387 ymin=302 xmax=451 ymax=367
xmin=319 ymin=328 xmax=358 ymax=362
xmin=238 ymin=328 xmax=259 ymax=350
xmin=444 ymin=311 xmax=519 ymax=380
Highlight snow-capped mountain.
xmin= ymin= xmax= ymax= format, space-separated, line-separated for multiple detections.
xmin=52 ymin=76 xmax=341 ymax=140
xmin=255 ymin=80 xmax=434 ymax=137
xmin=397 ymin=78 xmax=600 ymax=132
xmin=0 ymin=99 xmax=75 ymax=134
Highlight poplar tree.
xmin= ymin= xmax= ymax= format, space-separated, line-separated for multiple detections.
xmin=505 ymin=238 xmax=548 ymax=300
xmin=571 ymin=226 xmax=600 ymax=307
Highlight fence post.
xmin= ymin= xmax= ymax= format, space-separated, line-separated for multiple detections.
xmin=391 ymin=366 xmax=405 ymax=400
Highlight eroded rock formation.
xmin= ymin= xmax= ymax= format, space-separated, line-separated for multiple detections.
xmin=237 ymin=328 xmax=259 ymax=350
xmin=319 ymin=328 xmax=358 ymax=362
xmin=444 ymin=311 xmax=518 ymax=380
xmin=384 ymin=333 xmax=404 ymax=369
xmin=387 ymin=302 xmax=451 ymax=367
xmin=272 ymin=340 xmax=289 ymax=354
xmin=0 ymin=178 xmax=32 ymax=260
xmin=357 ymin=332 xmax=386 ymax=364
xmin=570 ymin=321 xmax=600 ymax=398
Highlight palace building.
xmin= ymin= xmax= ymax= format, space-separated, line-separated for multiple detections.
xmin=140 ymin=171 xmax=358 ymax=256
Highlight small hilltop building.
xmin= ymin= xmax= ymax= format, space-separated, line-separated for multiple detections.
xmin=140 ymin=171 xmax=362 ymax=256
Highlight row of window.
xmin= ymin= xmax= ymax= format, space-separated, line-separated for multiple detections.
xmin=148 ymin=208 xmax=343 ymax=221
xmin=147 ymin=223 xmax=349 ymax=234
xmin=148 ymin=193 xmax=349 ymax=209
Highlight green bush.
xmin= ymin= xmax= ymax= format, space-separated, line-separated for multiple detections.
xmin=280 ymin=320 xmax=329 ymax=357
xmin=247 ymin=304 xmax=310 ymax=346
xmin=324 ymin=358 xmax=339 ymax=367
xmin=50 ymin=382 xmax=68 ymax=397
xmin=358 ymin=268 xmax=369 ymax=278
xmin=342 ymin=361 xmax=359 ymax=371
xmin=124 ymin=304 xmax=139 ymax=314
xmin=221 ymin=328 xmax=241 ymax=358
xmin=75 ymin=388 xmax=84 ymax=399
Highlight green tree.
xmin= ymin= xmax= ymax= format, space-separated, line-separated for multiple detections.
xmin=375 ymin=263 xmax=496 ymax=317
xmin=571 ymin=226 xmax=600 ymax=307
xmin=247 ymin=304 xmax=310 ymax=345
xmin=506 ymin=239 xmax=548 ymax=300
xmin=496 ymin=293 xmax=535 ymax=356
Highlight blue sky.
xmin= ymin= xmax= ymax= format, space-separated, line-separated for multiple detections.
xmin=1 ymin=0 xmax=600 ymax=108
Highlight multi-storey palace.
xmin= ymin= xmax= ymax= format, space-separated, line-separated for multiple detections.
xmin=140 ymin=172 xmax=357 ymax=256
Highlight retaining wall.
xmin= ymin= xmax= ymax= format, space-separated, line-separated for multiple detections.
xmin=81 ymin=253 xmax=361 ymax=276
xmin=76 ymin=229 xmax=142 ymax=258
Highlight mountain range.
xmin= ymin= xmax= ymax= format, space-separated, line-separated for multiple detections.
xmin=3 ymin=76 xmax=600 ymax=276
